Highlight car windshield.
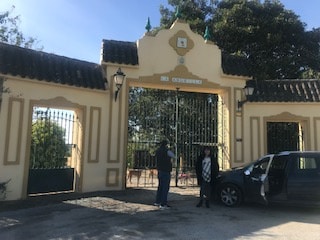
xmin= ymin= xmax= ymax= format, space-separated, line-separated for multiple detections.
xmin=240 ymin=156 xmax=272 ymax=174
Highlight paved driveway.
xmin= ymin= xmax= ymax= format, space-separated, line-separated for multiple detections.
xmin=0 ymin=187 xmax=319 ymax=240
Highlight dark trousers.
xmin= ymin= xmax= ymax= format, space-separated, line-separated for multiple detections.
xmin=200 ymin=181 xmax=212 ymax=200
xmin=155 ymin=171 xmax=171 ymax=206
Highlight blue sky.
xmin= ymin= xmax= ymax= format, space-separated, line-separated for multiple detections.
xmin=0 ymin=0 xmax=319 ymax=63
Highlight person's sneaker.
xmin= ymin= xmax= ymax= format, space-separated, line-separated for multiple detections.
xmin=205 ymin=201 xmax=210 ymax=208
xmin=159 ymin=205 xmax=171 ymax=210
xmin=153 ymin=202 xmax=160 ymax=206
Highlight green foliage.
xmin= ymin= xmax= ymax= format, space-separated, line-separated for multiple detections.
xmin=0 ymin=6 xmax=42 ymax=49
xmin=128 ymin=88 xmax=219 ymax=168
xmin=158 ymin=0 xmax=320 ymax=80
xmin=30 ymin=119 xmax=68 ymax=168
xmin=212 ymin=0 xmax=320 ymax=80
xmin=159 ymin=0 xmax=215 ymax=38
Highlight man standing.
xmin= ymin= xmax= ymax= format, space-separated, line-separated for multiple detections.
xmin=154 ymin=140 xmax=175 ymax=210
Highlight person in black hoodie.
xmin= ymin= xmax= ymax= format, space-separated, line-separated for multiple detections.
xmin=154 ymin=140 xmax=175 ymax=210
xmin=195 ymin=146 xmax=219 ymax=208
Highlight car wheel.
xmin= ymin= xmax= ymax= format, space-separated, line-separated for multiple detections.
xmin=219 ymin=184 xmax=242 ymax=207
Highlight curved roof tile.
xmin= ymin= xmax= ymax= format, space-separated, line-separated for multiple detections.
xmin=102 ymin=40 xmax=139 ymax=65
xmin=250 ymin=79 xmax=320 ymax=102
xmin=0 ymin=42 xmax=106 ymax=90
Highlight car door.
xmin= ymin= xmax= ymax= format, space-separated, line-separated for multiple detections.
xmin=244 ymin=155 xmax=273 ymax=204
xmin=287 ymin=153 xmax=320 ymax=202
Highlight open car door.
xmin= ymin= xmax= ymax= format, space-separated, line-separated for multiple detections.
xmin=244 ymin=155 xmax=274 ymax=205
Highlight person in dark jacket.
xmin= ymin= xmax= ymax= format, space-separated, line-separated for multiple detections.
xmin=195 ymin=146 xmax=219 ymax=208
xmin=154 ymin=140 xmax=175 ymax=210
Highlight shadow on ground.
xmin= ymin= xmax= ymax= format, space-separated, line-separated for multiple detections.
xmin=0 ymin=187 xmax=198 ymax=212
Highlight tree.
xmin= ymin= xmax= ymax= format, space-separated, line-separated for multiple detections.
xmin=30 ymin=113 xmax=69 ymax=169
xmin=0 ymin=6 xmax=42 ymax=109
xmin=159 ymin=0 xmax=215 ymax=37
xmin=0 ymin=6 xmax=41 ymax=49
xmin=212 ymin=0 xmax=320 ymax=80
xmin=128 ymin=88 xmax=219 ymax=169
xmin=158 ymin=0 xmax=320 ymax=80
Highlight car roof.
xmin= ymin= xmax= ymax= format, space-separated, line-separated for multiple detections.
xmin=277 ymin=151 xmax=320 ymax=156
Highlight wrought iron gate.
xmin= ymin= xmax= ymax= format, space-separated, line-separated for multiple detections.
xmin=127 ymin=88 xmax=227 ymax=187
xmin=267 ymin=122 xmax=303 ymax=154
xmin=27 ymin=107 xmax=76 ymax=194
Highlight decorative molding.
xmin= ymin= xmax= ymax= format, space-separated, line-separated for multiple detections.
xmin=250 ymin=117 xmax=261 ymax=160
xmin=266 ymin=111 xmax=305 ymax=121
xmin=37 ymin=96 xmax=83 ymax=109
xmin=4 ymin=97 xmax=24 ymax=165
xmin=106 ymin=168 xmax=119 ymax=187
xmin=313 ymin=117 xmax=320 ymax=150
xmin=132 ymin=65 xmax=221 ymax=92
xmin=88 ymin=107 xmax=101 ymax=163
xmin=22 ymin=98 xmax=86 ymax=198
xmin=263 ymin=112 xmax=311 ymax=152
xmin=169 ymin=30 xmax=194 ymax=56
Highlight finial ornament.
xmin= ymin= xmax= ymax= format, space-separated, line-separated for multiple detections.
xmin=204 ymin=26 xmax=211 ymax=41
xmin=145 ymin=17 xmax=151 ymax=32
xmin=175 ymin=6 xmax=181 ymax=19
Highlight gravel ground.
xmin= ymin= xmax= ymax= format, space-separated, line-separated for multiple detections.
xmin=0 ymin=187 xmax=319 ymax=240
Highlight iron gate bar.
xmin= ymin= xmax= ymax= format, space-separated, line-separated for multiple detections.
xmin=127 ymin=88 xmax=224 ymax=188
xmin=28 ymin=107 xmax=76 ymax=194
xmin=267 ymin=122 xmax=300 ymax=154
xmin=175 ymin=88 xmax=179 ymax=186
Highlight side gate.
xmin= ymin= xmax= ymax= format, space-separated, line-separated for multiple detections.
xmin=27 ymin=107 xmax=76 ymax=195
xmin=267 ymin=122 xmax=303 ymax=153
xmin=127 ymin=88 xmax=227 ymax=188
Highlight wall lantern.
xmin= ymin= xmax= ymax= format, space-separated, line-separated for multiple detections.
xmin=113 ymin=67 xmax=126 ymax=102
xmin=237 ymin=81 xmax=255 ymax=110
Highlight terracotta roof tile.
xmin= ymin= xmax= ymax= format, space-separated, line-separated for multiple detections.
xmin=0 ymin=42 xmax=106 ymax=90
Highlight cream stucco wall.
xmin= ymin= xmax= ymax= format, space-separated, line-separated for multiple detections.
xmin=104 ymin=20 xmax=249 ymax=173
xmin=0 ymin=75 xmax=128 ymax=200
xmin=235 ymin=102 xmax=320 ymax=167
xmin=0 ymin=19 xmax=264 ymax=201
xmin=2 ymin=19 xmax=320 ymax=200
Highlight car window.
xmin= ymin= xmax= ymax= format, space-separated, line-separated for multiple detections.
xmin=251 ymin=157 xmax=270 ymax=174
xmin=297 ymin=157 xmax=318 ymax=170
xmin=269 ymin=155 xmax=288 ymax=171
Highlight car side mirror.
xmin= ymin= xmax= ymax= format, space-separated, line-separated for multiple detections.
xmin=244 ymin=169 xmax=251 ymax=176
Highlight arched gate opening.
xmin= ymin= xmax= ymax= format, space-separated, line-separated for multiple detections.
xmin=126 ymin=87 xmax=227 ymax=188
xmin=26 ymin=103 xmax=84 ymax=196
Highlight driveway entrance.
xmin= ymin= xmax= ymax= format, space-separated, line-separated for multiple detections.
xmin=127 ymin=88 xmax=228 ymax=188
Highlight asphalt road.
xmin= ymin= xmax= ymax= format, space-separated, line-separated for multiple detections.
xmin=0 ymin=187 xmax=319 ymax=240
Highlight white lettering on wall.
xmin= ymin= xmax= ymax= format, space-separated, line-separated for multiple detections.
xmin=160 ymin=76 xmax=169 ymax=82
xmin=160 ymin=76 xmax=202 ymax=85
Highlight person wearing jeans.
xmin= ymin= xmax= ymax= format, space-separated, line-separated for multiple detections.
xmin=154 ymin=140 xmax=175 ymax=210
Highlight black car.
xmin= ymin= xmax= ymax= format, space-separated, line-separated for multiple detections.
xmin=216 ymin=151 xmax=320 ymax=207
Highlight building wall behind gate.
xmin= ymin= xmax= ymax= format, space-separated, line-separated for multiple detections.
xmin=239 ymin=103 xmax=320 ymax=166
